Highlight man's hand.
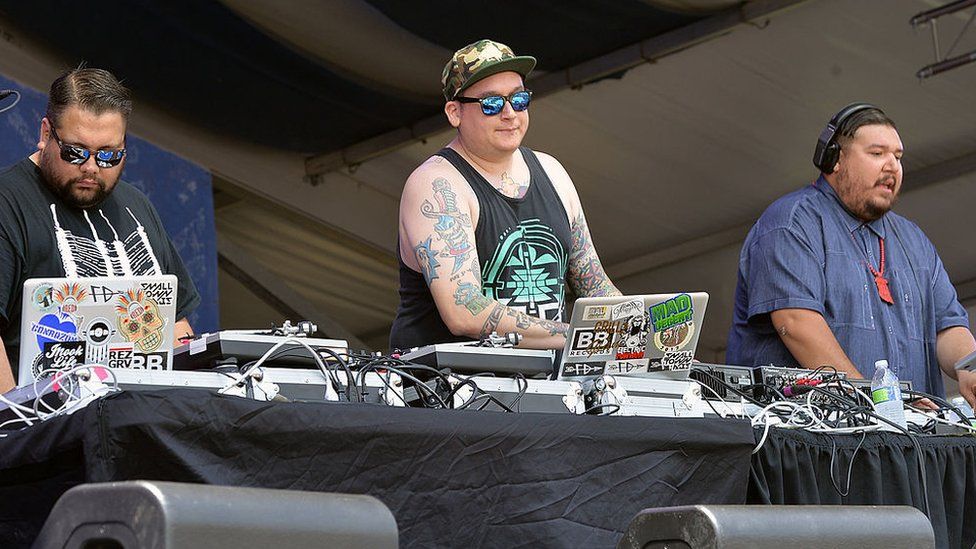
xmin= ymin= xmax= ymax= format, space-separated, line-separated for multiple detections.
xmin=957 ymin=369 xmax=976 ymax=409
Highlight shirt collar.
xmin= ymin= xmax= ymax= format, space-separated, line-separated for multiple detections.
xmin=813 ymin=176 xmax=886 ymax=239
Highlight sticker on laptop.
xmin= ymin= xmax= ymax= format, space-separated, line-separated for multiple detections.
xmin=653 ymin=320 xmax=696 ymax=352
xmin=54 ymin=282 xmax=89 ymax=320
xmin=561 ymin=362 xmax=606 ymax=377
xmin=116 ymin=289 xmax=165 ymax=353
xmin=615 ymin=311 xmax=650 ymax=360
xmin=611 ymin=299 xmax=644 ymax=321
xmin=140 ymin=280 xmax=175 ymax=306
xmin=650 ymin=294 xmax=694 ymax=332
xmin=582 ymin=305 xmax=609 ymax=321
xmin=31 ymin=313 xmax=78 ymax=353
xmin=605 ymin=359 xmax=649 ymax=375
xmin=107 ymin=343 xmax=135 ymax=369
xmin=567 ymin=327 xmax=614 ymax=359
xmin=131 ymin=352 xmax=168 ymax=370
xmin=83 ymin=318 xmax=115 ymax=364
xmin=40 ymin=340 xmax=86 ymax=371
xmin=30 ymin=283 xmax=56 ymax=313
xmin=660 ymin=350 xmax=694 ymax=370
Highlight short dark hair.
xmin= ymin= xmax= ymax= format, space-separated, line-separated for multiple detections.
xmin=835 ymin=107 xmax=897 ymax=147
xmin=46 ymin=67 xmax=132 ymax=128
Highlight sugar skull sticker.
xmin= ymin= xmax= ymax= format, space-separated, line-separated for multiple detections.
xmin=116 ymin=289 xmax=165 ymax=353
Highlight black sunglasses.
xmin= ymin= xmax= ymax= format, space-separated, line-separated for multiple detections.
xmin=456 ymin=90 xmax=532 ymax=116
xmin=49 ymin=126 xmax=126 ymax=168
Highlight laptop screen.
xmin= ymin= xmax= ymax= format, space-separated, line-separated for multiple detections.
xmin=19 ymin=275 xmax=178 ymax=385
xmin=555 ymin=292 xmax=708 ymax=381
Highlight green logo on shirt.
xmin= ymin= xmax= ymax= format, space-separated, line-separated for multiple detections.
xmin=481 ymin=219 xmax=566 ymax=320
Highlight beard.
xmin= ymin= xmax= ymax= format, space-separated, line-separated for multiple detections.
xmin=39 ymin=149 xmax=116 ymax=209
xmin=834 ymin=169 xmax=898 ymax=222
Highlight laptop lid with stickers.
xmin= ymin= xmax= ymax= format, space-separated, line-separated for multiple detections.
xmin=18 ymin=275 xmax=178 ymax=385
xmin=555 ymin=292 xmax=709 ymax=382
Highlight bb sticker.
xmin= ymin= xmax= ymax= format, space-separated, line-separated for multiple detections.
xmin=107 ymin=343 xmax=135 ymax=369
xmin=561 ymin=362 xmax=605 ymax=377
xmin=568 ymin=327 xmax=614 ymax=358
xmin=605 ymin=359 xmax=650 ymax=375
xmin=116 ymin=289 xmax=165 ymax=353
xmin=30 ymin=284 xmax=56 ymax=313
xmin=582 ymin=305 xmax=609 ymax=321
xmin=40 ymin=340 xmax=86 ymax=371
xmin=131 ymin=352 xmax=167 ymax=370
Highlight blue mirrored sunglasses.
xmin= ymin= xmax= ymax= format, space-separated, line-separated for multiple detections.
xmin=50 ymin=126 xmax=126 ymax=168
xmin=456 ymin=90 xmax=532 ymax=116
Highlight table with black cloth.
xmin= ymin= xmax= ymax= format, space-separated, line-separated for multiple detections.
xmin=749 ymin=427 xmax=976 ymax=549
xmin=0 ymin=389 xmax=754 ymax=548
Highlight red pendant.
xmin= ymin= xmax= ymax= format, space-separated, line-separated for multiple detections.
xmin=875 ymin=275 xmax=894 ymax=305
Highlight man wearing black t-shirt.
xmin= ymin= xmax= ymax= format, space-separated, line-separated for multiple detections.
xmin=0 ymin=68 xmax=200 ymax=391
xmin=390 ymin=39 xmax=620 ymax=350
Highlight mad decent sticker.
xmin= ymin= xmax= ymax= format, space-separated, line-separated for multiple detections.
xmin=650 ymin=293 xmax=696 ymax=352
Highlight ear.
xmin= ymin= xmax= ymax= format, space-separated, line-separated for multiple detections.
xmin=38 ymin=117 xmax=51 ymax=151
xmin=444 ymin=101 xmax=461 ymax=128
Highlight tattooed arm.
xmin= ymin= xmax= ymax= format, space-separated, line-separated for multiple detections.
xmin=566 ymin=211 xmax=621 ymax=298
xmin=399 ymin=159 xmax=569 ymax=349
xmin=533 ymin=151 xmax=621 ymax=298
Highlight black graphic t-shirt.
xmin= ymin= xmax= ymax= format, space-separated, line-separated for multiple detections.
xmin=0 ymin=158 xmax=201 ymax=377
xmin=390 ymin=147 xmax=572 ymax=350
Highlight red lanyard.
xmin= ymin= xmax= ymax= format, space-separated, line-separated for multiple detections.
xmin=867 ymin=236 xmax=894 ymax=305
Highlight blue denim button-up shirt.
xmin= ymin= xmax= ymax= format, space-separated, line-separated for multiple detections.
xmin=726 ymin=177 xmax=968 ymax=395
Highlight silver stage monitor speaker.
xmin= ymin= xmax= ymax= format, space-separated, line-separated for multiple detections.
xmin=617 ymin=505 xmax=934 ymax=549
xmin=32 ymin=481 xmax=398 ymax=549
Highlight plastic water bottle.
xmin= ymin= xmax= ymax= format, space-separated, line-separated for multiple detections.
xmin=871 ymin=360 xmax=907 ymax=431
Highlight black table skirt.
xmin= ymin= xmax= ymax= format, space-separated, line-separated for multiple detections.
xmin=0 ymin=390 xmax=754 ymax=548
xmin=750 ymin=427 xmax=976 ymax=549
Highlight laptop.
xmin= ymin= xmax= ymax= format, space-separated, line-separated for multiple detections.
xmin=19 ymin=275 xmax=179 ymax=385
xmin=555 ymin=292 xmax=709 ymax=381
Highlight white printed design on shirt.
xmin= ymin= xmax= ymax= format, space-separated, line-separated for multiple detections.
xmin=50 ymin=204 xmax=163 ymax=278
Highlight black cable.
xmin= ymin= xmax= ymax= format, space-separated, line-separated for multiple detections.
xmin=583 ymin=403 xmax=620 ymax=415
xmin=693 ymin=369 xmax=767 ymax=407
xmin=829 ymin=430 xmax=867 ymax=497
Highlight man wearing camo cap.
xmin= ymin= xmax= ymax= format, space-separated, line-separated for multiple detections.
xmin=390 ymin=39 xmax=620 ymax=351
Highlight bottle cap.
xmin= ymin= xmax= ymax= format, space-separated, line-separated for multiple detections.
xmin=874 ymin=359 xmax=889 ymax=368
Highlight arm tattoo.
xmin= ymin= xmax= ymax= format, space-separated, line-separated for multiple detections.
xmin=480 ymin=303 xmax=505 ymax=338
xmin=455 ymin=282 xmax=491 ymax=316
xmin=567 ymin=212 xmax=618 ymax=297
xmin=536 ymin=318 xmax=569 ymax=337
xmin=422 ymin=178 xmax=473 ymax=275
xmin=506 ymin=308 xmax=533 ymax=329
xmin=414 ymin=237 xmax=440 ymax=285
xmin=505 ymin=308 xmax=569 ymax=336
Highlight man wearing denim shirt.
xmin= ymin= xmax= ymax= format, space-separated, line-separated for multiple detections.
xmin=726 ymin=103 xmax=976 ymax=406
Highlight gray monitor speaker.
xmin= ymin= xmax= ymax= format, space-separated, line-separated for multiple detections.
xmin=32 ymin=481 xmax=398 ymax=549
xmin=617 ymin=504 xmax=934 ymax=549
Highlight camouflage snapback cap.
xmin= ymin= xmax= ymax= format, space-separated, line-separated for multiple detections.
xmin=441 ymin=39 xmax=536 ymax=101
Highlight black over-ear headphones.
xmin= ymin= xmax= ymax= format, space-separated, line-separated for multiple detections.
xmin=812 ymin=102 xmax=882 ymax=174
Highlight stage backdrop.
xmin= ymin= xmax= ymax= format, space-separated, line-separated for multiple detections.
xmin=0 ymin=72 xmax=218 ymax=332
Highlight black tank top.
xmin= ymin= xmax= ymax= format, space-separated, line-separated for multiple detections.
xmin=389 ymin=147 xmax=573 ymax=350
